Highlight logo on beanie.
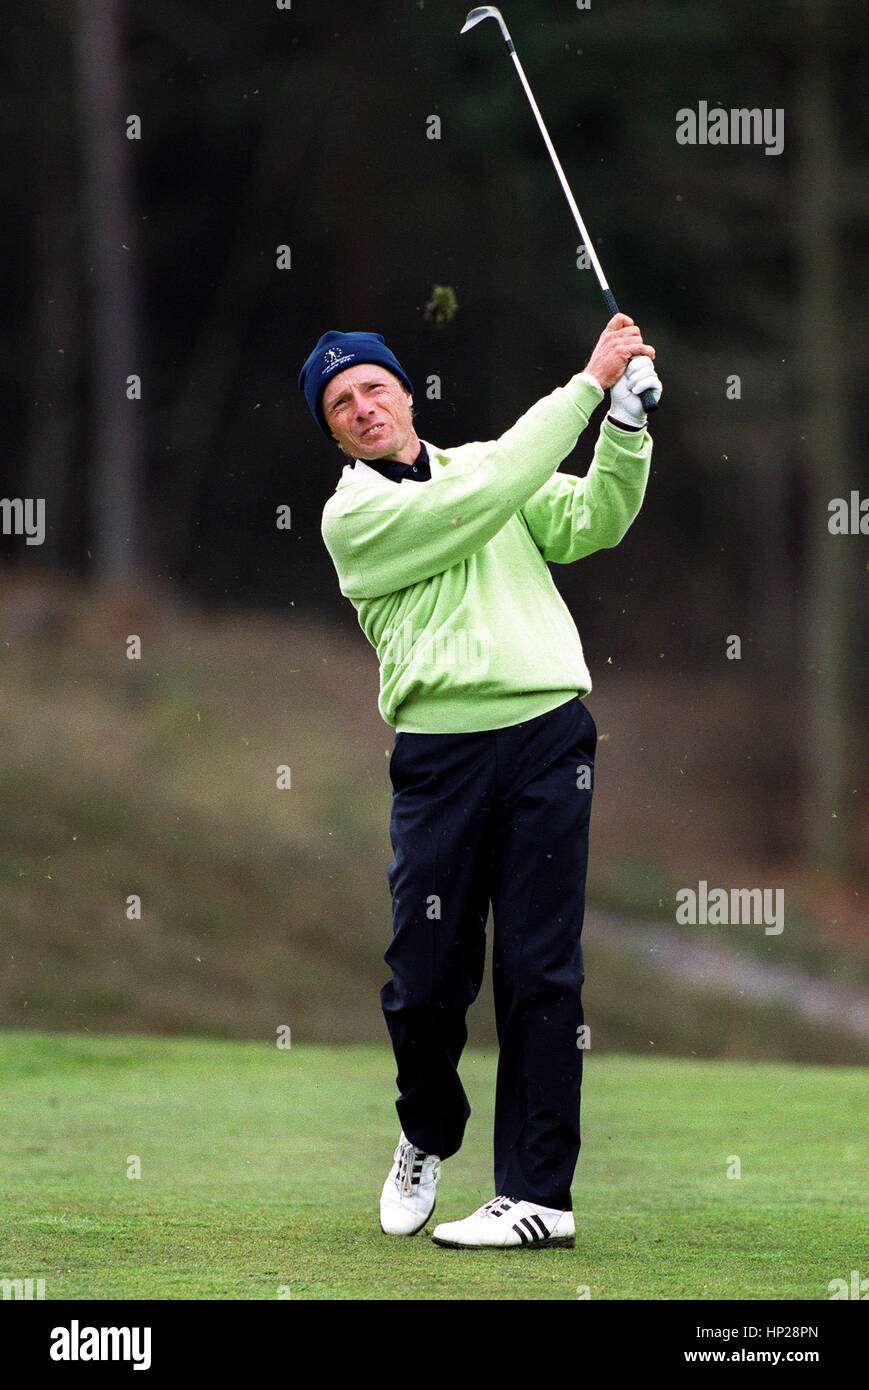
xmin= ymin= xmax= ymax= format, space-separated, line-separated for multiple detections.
xmin=323 ymin=347 xmax=355 ymax=372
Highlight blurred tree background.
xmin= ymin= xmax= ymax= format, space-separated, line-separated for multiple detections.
xmin=0 ymin=0 xmax=866 ymax=1058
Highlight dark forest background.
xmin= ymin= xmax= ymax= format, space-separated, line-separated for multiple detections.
xmin=0 ymin=0 xmax=866 ymax=1055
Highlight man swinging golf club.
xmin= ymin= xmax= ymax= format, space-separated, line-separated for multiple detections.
xmin=299 ymin=317 xmax=661 ymax=1249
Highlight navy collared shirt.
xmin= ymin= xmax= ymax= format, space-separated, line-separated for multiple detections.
xmin=353 ymin=441 xmax=431 ymax=484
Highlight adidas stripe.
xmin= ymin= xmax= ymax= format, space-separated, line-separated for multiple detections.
xmin=512 ymin=1214 xmax=551 ymax=1244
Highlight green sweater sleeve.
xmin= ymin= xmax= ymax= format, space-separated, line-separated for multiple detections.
xmin=519 ymin=418 xmax=652 ymax=563
xmin=321 ymin=375 xmax=604 ymax=600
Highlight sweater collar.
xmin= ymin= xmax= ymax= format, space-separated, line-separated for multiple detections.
xmin=351 ymin=440 xmax=431 ymax=484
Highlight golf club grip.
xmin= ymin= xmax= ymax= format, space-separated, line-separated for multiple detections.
xmin=600 ymin=289 xmax=659 ymax=413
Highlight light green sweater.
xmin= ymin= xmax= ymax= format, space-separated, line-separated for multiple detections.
xmin=321 ymin=373 xmax=652 ymax=732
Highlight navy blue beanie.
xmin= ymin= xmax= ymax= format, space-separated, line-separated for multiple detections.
xmin=298 ymin=330 xmax=414 ymax=438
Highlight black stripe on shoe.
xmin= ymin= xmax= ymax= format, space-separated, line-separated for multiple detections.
xmin=512 ymin=1222 xmax=531 ymax=1245
xmin=519 ymin=1216 xmax=542 ymax=1242
xmin=529 ymin=1214 xmax=550 ymax=1239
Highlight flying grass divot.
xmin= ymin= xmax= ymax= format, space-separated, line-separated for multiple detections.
xmin=424 ymin=285 xmax=459 ymax=326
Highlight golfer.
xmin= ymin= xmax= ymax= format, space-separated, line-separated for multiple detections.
xmin=298 ymin=317 xmax=660 ymax=1249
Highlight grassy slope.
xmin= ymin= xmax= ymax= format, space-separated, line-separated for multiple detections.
xmin=0 ymin=581 xmax=865 ymax=1059
xmin=1 ymin=1031 xmax=865 ymax=1301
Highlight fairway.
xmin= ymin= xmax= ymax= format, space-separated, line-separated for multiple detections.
xmin=1 ymin=1031 xmax=865 ymax=1301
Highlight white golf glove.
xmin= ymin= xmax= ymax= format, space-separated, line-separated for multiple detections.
xmin=608 ymin=355 xmax=662 ymax=429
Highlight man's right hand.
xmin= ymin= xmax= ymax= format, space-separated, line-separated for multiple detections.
xmin=582 ymin=313 xmax=655 ymax=391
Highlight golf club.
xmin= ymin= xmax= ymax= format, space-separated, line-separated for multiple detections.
xmin=461 ymin=6 xmax=660 ymax=412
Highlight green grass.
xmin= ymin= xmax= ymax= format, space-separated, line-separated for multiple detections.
xmin=1 ymin=1030 xmax=866 ymax=1300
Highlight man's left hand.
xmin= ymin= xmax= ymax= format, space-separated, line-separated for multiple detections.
xmin=608 ymin=355 xmax=663 ymax=429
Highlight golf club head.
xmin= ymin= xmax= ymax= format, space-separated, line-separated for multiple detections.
xmin=460 ymin=7 xmax=512 ymax=45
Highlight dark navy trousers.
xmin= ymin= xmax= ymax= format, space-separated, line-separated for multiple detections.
xmin=381 ymin=695 xmax=596 ymax=1211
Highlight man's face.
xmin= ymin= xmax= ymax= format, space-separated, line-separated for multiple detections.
xmin=322 ymin=364 xmax=415 ymax=461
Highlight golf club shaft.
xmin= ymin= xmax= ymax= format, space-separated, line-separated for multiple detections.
xmin=486 ymin=20 xmax=658 ymax=412
xmin=509 ymin=49 xmax=609 ymax=295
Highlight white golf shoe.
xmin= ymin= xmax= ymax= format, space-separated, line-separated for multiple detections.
xmin=379 ymin=1132 xmax=441 ymax=1236
xmin=431 ymin=1196 xmax=575 ymax=1249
